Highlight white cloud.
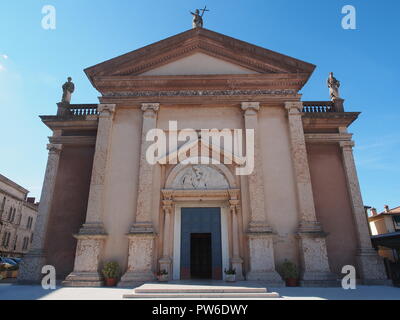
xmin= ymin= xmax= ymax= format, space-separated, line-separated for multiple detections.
xmin=1 ymin=54 xmax=8 ymax=60
xmin=0 ymin=64 xmax=5 ymax=72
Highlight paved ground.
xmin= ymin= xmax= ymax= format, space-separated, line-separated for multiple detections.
xmin=0 ymin=282 xmax=399 ymax=300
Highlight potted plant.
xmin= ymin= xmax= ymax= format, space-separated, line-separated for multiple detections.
xmin=102 ymin=261 xmax=120 ymax=287
xmin=278 ymin=260 xmax=299 ymax=287
xmin=156 ymin=269 xmax=169 ymax=282
xmin=224 ymin=268 xmax=236 ymax=282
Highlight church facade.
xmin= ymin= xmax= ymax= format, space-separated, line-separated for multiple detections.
xmin=19 ymin=28 xmax=388 ymax=287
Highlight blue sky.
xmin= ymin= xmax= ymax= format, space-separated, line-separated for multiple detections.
xmin=0 ymin=0 xmax=399 ymax=212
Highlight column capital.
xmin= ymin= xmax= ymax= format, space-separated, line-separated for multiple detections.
xmin=285 ymin=101 xmax=303 ymax=114
xmin=241 ymin=102 xmax=260 ymax=116
xmin=141 ymin=103 xmax=160 ymax=115
xmin=339 ymin=140 xmax=355 ymax=150
xmin=162 ymin=199 xmax=173 ymax=214
xmin=46 ymin=143 xmax=63 ymax=154
xmin=98 ymin=104 xmax=116 ymax=117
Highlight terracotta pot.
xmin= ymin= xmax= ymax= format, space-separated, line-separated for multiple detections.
xmin=105 ymin=278 xmax=118 ymax=287
xmin=285 ymin=278 xmax=299 ymax=287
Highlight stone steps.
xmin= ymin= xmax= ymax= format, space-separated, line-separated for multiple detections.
xmin=123 ymin=282 xmax=280 ymax=299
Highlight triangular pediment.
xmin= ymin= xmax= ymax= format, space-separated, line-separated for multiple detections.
xmin=140 ymin=52 xmax=259 ymax=76
xmin=85 ymin=28 xmax=315 ymax=79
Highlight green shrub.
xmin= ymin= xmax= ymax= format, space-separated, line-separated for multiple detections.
xmin=224 ymin=268 xmax=236 ymax=275
xmin=102 ymin=261 xmax=120 ymax=279
xmin=278 ymin=260 xmax=299 ymax=279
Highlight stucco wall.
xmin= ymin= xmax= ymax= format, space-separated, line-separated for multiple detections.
xmin=307 ymin=143 xmax=358 ymax=274
xmin=45 ymin=145 xmax=94 ymax=279
xmin=258 ymin=106 xmax=300 ymax=267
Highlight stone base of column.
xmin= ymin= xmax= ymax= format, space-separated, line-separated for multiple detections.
xmin=159 ymin=256 xmax=172 ymax=280
xmin=17 ymin=249 xmax=47 ymax=284
xmin=62 ymin=272 xmax=104 ymax=287
xmin=231 ymin=257 xmax=244 ymax=281
xmin=62 ymin=234 xmax=106 ymax=287
xmin=356 ymin=248 xmax=391 ymax=285
xmin=118 ymin=232 xmax=156 ymax=288
xmin=246 ymin=233 xmax=284 ymax=286
xmin=298 ymin=231 xmax=338 ymax=287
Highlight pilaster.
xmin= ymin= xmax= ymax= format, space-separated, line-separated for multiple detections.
xmin=339 ymin=141 xmax=388 ymax=284
xmin=63 ymin=104 xmax=116 ymax=287
xmin=18 ymin=144 xmax=63 ymax=283
xmin=285 ymin=101 xmax=337 ymax=286
xmin=120 ymin=103 xmax=160 ymax=287
xmin=241 ymin=102 xmax=282 ymax=285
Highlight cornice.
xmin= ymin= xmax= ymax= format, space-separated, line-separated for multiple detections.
xmin=49 ymin=136 xmax=97 ymax=146
xmin=304 ymin=133 xmax=353 ymax=144
xmin=92 ymin=73 xmax=309 ymax=95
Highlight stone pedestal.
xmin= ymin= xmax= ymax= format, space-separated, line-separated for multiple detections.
xmin=63 ymin=235 xmax=106 ymax=287
xmin=119 ymin=234 xmax=156 ymax=287
xmin=246 ymin=234 xmax=284 ymax=286
xmin=18 ymin=144 xmax=62 ymax=284
xmin=298 ymin=232 xmax=338 ymax=287
xmin=340 ymin=141 xmax=388 ymax=284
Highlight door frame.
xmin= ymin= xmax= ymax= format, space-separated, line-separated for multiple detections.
xmin=173 ymin=202 xmax=229 ymax=280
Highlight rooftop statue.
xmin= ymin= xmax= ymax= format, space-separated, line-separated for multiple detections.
xmin=327 ymin=72 xmax=341 ymax=100
xmin=61 ymin=77 xmax=75 ymax=104
xmin=190 ymin=6 xmax=209 ymax=29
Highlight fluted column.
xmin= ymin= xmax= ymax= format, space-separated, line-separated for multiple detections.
xmin=228 ymin=189 xmax=244 ymax=280
xmin=340 ymin=141 xmax=388 ymax=284
xmin=18 ymin=144 xmax=62 ymax=283
xmin=159 ymin=193 xmax=173 ymax=279
xmin=119 ymin=103 xmax=159 ymax=287
xmin=241 ymin=102 xmax=282 ymax=285
xmin=63 ymin=104 xmax=116 ymax=287
xmin=285 ymin=101 xmax=336 ymax=285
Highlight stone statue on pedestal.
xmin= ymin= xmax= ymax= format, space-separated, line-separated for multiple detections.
xmin=61 ymin=77 xmax=75 ymax=104
xmin=190 ymin=6 xmax=209 ymax=29
xmin=327 ymin=72 xmax=340 ymax=100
